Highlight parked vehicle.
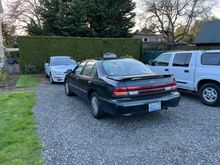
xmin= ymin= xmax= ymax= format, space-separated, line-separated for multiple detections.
xmin=64 ymin=52 xmax=181 ymax=118
xmin=149 ymin=50 xmax=220 ymax=106
xmin=44 ymin=56 xmax=77 ymax=83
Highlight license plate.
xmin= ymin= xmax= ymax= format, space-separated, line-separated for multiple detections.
xmin=148 ymin=102 xmax=161 ymax=112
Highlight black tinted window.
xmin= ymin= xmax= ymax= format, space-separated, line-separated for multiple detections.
xmin=173 ymin=53 xmax=192 ymax=67
xmin=103 ymin=59 xmax=154 ymax=76
xmin=202 ymin=53 xmax=220 ymax=65
xmin=82 ymin=61 xmax=96 ymax=77
xmin=154 ymin=54 xmax=171 ymax=66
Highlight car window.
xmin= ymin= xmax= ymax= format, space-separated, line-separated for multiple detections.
xmin=103 ymin=59 xmax=154 ymax=76
xmin=173 ymin=53 xmax=192 ymax=67
xmin=82 ymin=61 xmax=96 ymax=77
xmin=74 ymin=61 xmax=87 ymax=75
xmin=51 ymin=58 xmax=77 ymax=66
xmin=91 ymin=64 xmax=97 ymax=78
xmin=201 ymin=53 xmax=220 ymax=65
xmin=154 ymin=54 xmax=171 ymax=66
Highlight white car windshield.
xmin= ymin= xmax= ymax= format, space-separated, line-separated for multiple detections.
xmin=102 ymin=59 xmax=154 ymax=76
xmin=51 ymin=58 xmax=77 ymax=66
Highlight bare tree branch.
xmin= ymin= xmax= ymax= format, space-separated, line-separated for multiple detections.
xmin=140 ymin=0 xmax=216 ymax=47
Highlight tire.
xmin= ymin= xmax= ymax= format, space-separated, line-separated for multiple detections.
xmin=199 ymin=83 xmax=220 ymax=106
xmin=90 ymin=93 xmax=104 ymax=119
xmin=49 ymin=73 xmax=54 ymax=84
xmin=64 ymin=81 xmax=74 ymax=96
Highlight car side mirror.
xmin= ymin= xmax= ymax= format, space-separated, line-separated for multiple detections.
xmin=45 ymin=63 xmax=49 ymax=66
xmin=65 ymin=69 xmax=72 ymax=74
xmin=148 ymin=60 xmax=155 ymax=66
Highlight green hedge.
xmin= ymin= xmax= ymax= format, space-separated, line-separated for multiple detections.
xmin=18 ymin=36 xmax=142 ymax=73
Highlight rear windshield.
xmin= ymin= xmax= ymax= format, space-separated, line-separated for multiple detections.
xmin=51 ymin=58 xmax=77 ymax=66
xmin=102 ymin=59 xmax=154 ymax=76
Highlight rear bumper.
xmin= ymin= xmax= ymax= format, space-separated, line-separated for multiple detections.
xmin=99 ymin=92 xmax=181 ymax=116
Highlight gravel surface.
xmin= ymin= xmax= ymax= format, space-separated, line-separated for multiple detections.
xmin=33 ymin=83 xmax=220 ymax=165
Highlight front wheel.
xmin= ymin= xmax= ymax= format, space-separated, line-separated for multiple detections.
xmin=199 ymin=83 xmax=220 ymax=106
xmin=90 ymin=93 xmax=104 ymax=119
xmin=49 ymin=73 xmax=54 ymax=84
xmin=65 ymin=81 xmax=74 ymax=96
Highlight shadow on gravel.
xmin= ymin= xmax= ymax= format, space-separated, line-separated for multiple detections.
xmin=72 ymin=95 xmax=175 ymax=127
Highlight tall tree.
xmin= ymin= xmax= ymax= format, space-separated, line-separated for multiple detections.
xmin=36 ymin=0 xmax=136 ymax=37
xmin=87 ymin=0 xmax=136 ymax=37
xmin=140 ymin=0 xmax=216 ymax=47
xmin=6 ymin=0 xmax=42 ymax=33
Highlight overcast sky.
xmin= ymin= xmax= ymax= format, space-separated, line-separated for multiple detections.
xmin=1 ymin=0 xmax=220 ymax=32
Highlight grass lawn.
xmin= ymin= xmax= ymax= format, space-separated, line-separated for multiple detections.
xmin=16 ymin=75 xmax=40 ymax=88
xmin=0 ymin=91 xmax=42 ymax=165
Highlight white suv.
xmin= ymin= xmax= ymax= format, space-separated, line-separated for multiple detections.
xmin=149 ymin=50 xmax=220 ymax=106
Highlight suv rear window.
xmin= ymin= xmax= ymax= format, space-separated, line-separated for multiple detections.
xmin=102 ymin=59 xmax=154 ymax=76
xmin=201 ymin=53 xmax=220 ymax=65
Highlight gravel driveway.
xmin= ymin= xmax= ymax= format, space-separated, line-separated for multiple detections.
xmin=33 ymin=83 xmax=220 ymax=165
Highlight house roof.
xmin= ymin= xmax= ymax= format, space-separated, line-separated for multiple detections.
xmin=194 ymin=20 xmax=220 ymax=44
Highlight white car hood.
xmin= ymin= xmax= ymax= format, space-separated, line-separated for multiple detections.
xmin=51 ymin=65 xmax=76 ymax=73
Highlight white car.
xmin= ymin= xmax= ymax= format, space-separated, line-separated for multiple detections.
xmin=149 ymin=50 xmax=220 ymax=106
xmin=44 ymin=56 xmax=77 ymax=83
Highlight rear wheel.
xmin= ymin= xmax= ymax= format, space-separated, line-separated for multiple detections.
xmin=90 ymin=93 xmax=104 ymax=119
xmin=199 ymin=83 xmax=220 ymax=106
xmin=65 ymin=81 xmax=74 ymax=96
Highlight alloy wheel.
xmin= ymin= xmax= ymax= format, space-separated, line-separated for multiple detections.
xmin=202 ymin=87 xmax=218 ymax=103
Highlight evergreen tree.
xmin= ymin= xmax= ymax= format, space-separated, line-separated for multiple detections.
xmin=87 ymin=0 xmax=136 ymax=37
xmin=32 ymin=0 xmax=136 ymax=37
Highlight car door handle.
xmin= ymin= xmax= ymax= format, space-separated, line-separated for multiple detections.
xmin=165 ymin=69 xmax=169 ymax=72
xmin=184 ymin=70 xmax=189 ymax=73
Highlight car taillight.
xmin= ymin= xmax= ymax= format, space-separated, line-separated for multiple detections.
xmin=172 ymin=85 xmax=177 ymax=90
xmin=113 ymin=87 xmax=128 ymax=97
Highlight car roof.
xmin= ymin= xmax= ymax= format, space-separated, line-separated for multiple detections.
xmin=163 ymin=50 xmax=220 ymax=54
xmin=204 ymin=50 xmax=220 ymax=53
xmin=163 ymin=50 xmax=202 ymax=54
xmin=50 ymin=56 xmax=72 ymax=59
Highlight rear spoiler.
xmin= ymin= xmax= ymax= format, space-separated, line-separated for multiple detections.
xmin=107 ymin=74 xmax=173 ymax=81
